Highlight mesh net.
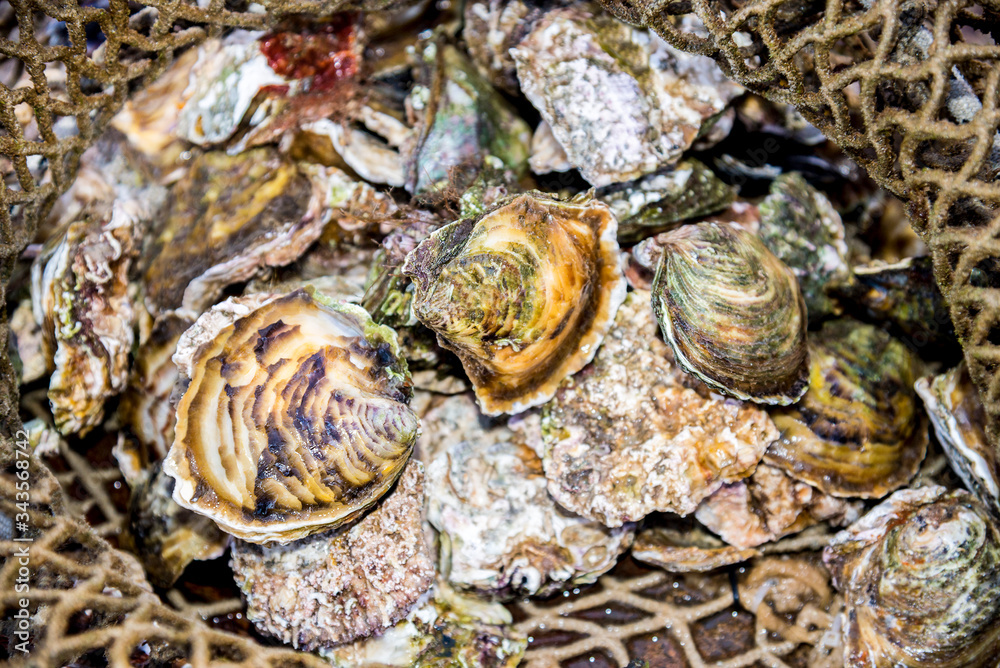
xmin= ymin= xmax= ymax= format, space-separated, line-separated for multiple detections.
xmin=598 ymin=0 xmax=1000 ymax=446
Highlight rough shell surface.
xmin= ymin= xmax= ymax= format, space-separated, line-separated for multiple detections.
xmin=539 ymin=291 xmax=778 ymax=527
xmin=31 ymin=201 xmax=140 ymax=435
xmin=426 ymin=438 xmax=635 ymax=599
xmin=765 ymin=319 xmax=928 ymax=498
xmin=164 ymin=289 xmax=418 ymax=544
xmin=694 ymin=463 xmax=863 ymax=549
xmin=403 ymin=192 xmax=626 ymax=416
xmin=823 ymin=486 xmax=1000 ymax=667
xmin=757 ymin=172 xmax=851 ymax=318
xmin=511 ymin=7 xmax=741 ymax=186
xmin=651 ymin=221 xmax=810 ymax=405
xmin=413 ymin=392 xmax=511 ymax=464
xmin=230 ymin=462 xmax=436 ymax=649
xmin=916 ymin=362 xmax=999 ymax=518
xmin=462 ymin=0 xmax=535 ymax=95
xmin=631 ymin=523 xmax=761 ymax=572
xmin=9 ymin=298 xmax=46 ymax=385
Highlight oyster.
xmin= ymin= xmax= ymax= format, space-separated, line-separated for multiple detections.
xmin=405 ymin=41 xmax=531 ymax=199
xmin=414 ymin=392 xmax=510 ymax=463
xmin=631 ymin=521 xmax=761 ymax=572
xmin=122 ymin=465 xmax=229 ymax=588
xmin=528 ymin=120 xmax=572 ymax=175
xmin=164 ymin=288 xmax=418 ymax=544
xmin=31 ymin=201 xmax=141 ymax=435
xmin=462 ymin=0 xmax=534 ymax=96
xmin=757 ymin=172 xmax=851 ymax=318
xmin=403 ymin=192 xmax=626 ymax=415
xmin=511 ymin=7 xmax=741 ymax=186
xmin=765 ymin=319 xmax=928 ymax=498
xmin=426 ymin=438 xmax=634 ymax=599
xmin=9 ymin=299 xmax=46 ymax=385
xmin=231 ymin=462 xmax=435 ymax=649
xmin=597 ymin=159 xmax=734 ymax=244
xmin=694 ymin=463 xmax=863 ymax=549
xmin=824 ymin=486 xmax=1000 ymax=667
xmin=916 ymin=362 xmax=999 ymax=517
xmin=538 ymin=291 xmax=778 ymax=527
xmin=651 ymin=222 xmax=810 ymax=405
xmin=141 ymin=149 xmax=336 ymax=316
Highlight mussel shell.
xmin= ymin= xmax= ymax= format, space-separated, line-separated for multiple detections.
xmin=651 ymin=222 xmax=809 ymax=405
xmin=765 ymin=319 xmax=928 ymax=498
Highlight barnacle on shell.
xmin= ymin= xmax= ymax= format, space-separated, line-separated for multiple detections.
xmin=164 ymin=288 xmax=418 ymax=544
xmin=765 ymin=319 xmax=928 ymax=498
xmin=651 ymin=221 xmax=809 ymax=405
xmin=402 ymin=191 xmax=626 ymax=415
xmin=824 ymin=486 xmax=1000 ymax=667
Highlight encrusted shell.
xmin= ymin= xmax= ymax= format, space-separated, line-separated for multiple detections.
xmin=765 ymin=319 xmax=928 ymax=498
xmin=163 ymin=288 xmax=418 ymax=544
xmin=402 ymin=192 xmax=626 ymax=415
xmin=631 ymin=522 xmax=761 ymax=573
xmin=651 ymin=222 xmax=809 ymax=405
xmin=537 ymin=291 xmax=778 ymax=527
xmin=823 ymin=486 xmax=1000 ymax=667
xmin=230 ymin=461 xmax=435 ymax=648
xmin=916 ymin=362 xmax=999 ymax=517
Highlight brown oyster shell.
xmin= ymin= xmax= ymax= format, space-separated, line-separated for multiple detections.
xmin=230 ymin=461 xmax=436 ymax=649
xmin=538 ymin=291 xmax=778 ymax=527
xmin=631 ymin=522 xmax=761 ymax=572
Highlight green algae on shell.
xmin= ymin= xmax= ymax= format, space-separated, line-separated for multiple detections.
xmin=402 ymin=191 xmax=626 ymax=415
xmin=651 ymin=222 xmax=809 ymax=405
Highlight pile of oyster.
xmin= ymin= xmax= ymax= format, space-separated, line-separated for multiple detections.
xmin=9 ymin=1 xmax=1000 ymax=666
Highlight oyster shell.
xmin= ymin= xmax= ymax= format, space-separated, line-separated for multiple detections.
xmin=597 ymin=159 xmax=734 ymax=244
xmin=824 ymin=486 xmax=1000 ymax=667
xmin=631 ymin=522 xmax=761 ymax=572
xmin=651 ymin=222 xmax=810 ymax=405
xmin=31 ymin=201 xmax=141 ymax=435
xmin=528 ymin=120 xmax=572 ymax=175
xmin=916 ymin=362 xmax=999 ymax=517
xmin=694 ymin=463 xmax=863 ymax=549
xmin=538 ymin=291 xmax=778 ymax=527
xmin=414 ymin=392 xmax=510 ymax=463
xmin=765 ymin=319 xmax=928 ymax=498
xmin=230 ymin=461 xmax=435 ymax=649
xmin=9 ymin=298 xmax=46 ymax=385
xmin=403 ymin=192 xmax=626 ymax=415
xmin=141 ymin=149 xmax=335 ymax=316
xmin=757 ymin=172 xmax=851 ymax=318
xmin=164 ymin=288 xmax=418 ymax=544
xmin=122 ymin=465 xmax=229 ymax=588
xmin=462 ymin=0 xmax=534 ymax=96
xmin=426 ymin=438 xmax=634 ymax=599
xmin=511 ymin=7 xmax=741 ymax=186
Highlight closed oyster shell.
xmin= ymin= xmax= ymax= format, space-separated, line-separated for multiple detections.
xmin=31 ymin=201 xmax=140 ymax=435
xmin=511 ymin=7 xmax=741 ymax=186
xmin=403 ymin=192 xmax=626 ymax=416
xmin=462 ymin=0 xmax=535 ymax=95
xmin=231 ymin=461 xmax=435 ymax=649
xmin=694 ymin=463 xmax=863 ymax=549
xmin=631 ymin=522 xmax=761 ymax=572
xmin=916 ymin=362 xmax=999 ymax=518
xmin=765 ymin=319 xmax=928 ymax=498
xmin=164 ymin=288 xmax=418 ymax=544
xmin=651 ymin=222 xmax=810 ymax=405
xmin=539 ymin=291 xmax=778 ymax=527
xmin=426 ymin=438 xmax=635 ymax=599
xmin=823 ymin=486 xmax=1000 ymax=667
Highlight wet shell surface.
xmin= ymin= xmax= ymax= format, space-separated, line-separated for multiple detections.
xmin=230 ymin=461 xmax=435 ymax=649
xmin=402 ymin=191 xmax=626 ymax=416
xmin=537 ymin=291 xmax=778 ymax=527
xmin=163 ymin=288 xmax=418 ymax=544
xmin=651 ymin=221 xmax=810 ymax=405
xmin=765 ymin=319 xmax=928 ymax=498
xmin=916 ymin=362 xmax=999 ymax=517
xmin=823 ymin=486 xmax=1000 ymax=667
xmin=426 ymin=438 xmax=635 ymax=599
xmin=631 ymin=522 xmax=761 ymax=572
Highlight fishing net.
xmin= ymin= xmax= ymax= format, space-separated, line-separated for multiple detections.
xmin=598 ymin=0 xmax=1000 ymax=447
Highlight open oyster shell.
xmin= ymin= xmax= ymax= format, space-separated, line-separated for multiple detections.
xmin=31 ymin=201 xmax=141 ymax=435
xmin=765 ymin=319 xmax=928 ymax=498
xmin=651 ymin=222 xmax=810 ymax=405
xmin=824 ymin=486 xmax=1000 ymax=667
xmin=164 ymin=288 xmax=418 ymax=544
xmin=538 ymin=291 xmax=778 ymax=527
xmin=403 ymin=191 xmax=626 ymax=415
xmin=231 ymin=461 xmax=435 ymax=649
xmin=916 ymin=362 xmax=999 ymax=518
